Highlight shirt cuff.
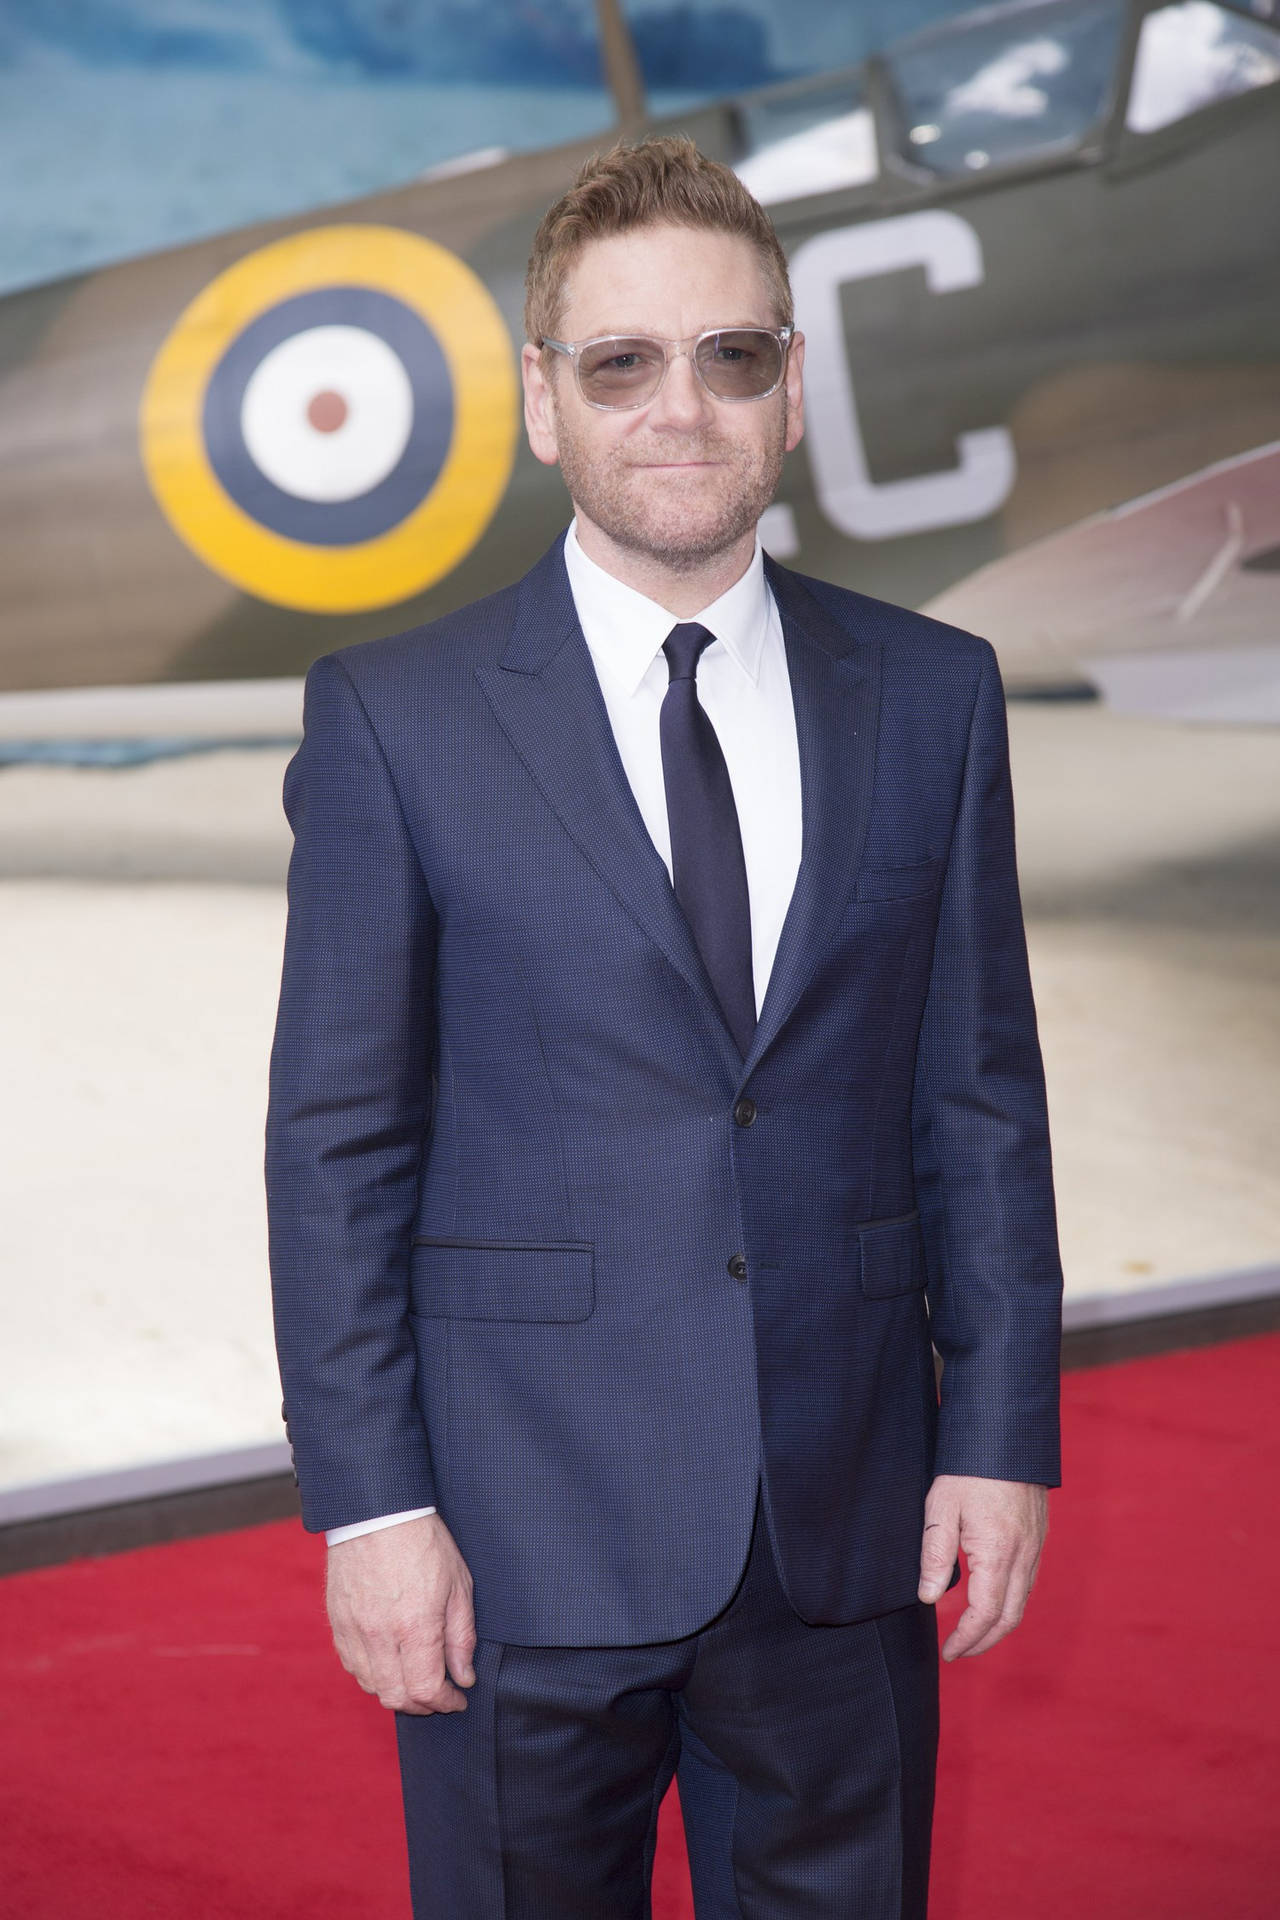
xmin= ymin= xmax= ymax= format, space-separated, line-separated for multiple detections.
xmin=325 ymin=1507 xmax=436 ymax=1546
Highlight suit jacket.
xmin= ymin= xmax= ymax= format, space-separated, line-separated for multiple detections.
xmin=265 ymin=535 xmax=1063 ymax=1647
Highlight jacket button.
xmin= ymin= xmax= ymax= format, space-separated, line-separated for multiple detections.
xmin=727 ymin=1252 xmax=748 ymax=1281
xmin=733 ymin=1097 xmax=757 ymax=1127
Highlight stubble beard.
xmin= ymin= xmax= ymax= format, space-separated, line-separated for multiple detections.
xmin=552 ymin=394 xmax=788 ymax=576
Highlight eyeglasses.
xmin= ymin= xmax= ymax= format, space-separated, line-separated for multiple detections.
xmin=540 ymin=326 xmax=794 ymax=411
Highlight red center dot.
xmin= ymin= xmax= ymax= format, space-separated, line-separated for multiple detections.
xmin=306 ymin=389 xmax=348 ymax=433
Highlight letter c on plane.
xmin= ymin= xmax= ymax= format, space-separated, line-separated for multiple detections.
xmin=790 ymin=210 xmax=1016 ymax=542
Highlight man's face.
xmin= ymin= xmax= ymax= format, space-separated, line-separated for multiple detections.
xmin=522 ymin=223 xmax=804 ymax=573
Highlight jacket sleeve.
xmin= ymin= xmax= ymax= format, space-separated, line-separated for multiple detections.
xmin=911 ymin=642 xmax=1063 ymax=1488
xmin=265 ymin=652 xmax=439 ymax=1531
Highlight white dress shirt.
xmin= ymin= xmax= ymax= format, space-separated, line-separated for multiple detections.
xmin=325 ymin=519 xmax=803 ymax=1546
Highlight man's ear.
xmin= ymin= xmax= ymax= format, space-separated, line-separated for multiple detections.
xmin=784 ymin=331 xmax=805 ymax=454
xmin=522 ymin=343 xmax=561 ymax=468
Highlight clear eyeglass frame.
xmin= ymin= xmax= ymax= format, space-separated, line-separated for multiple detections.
xmin=540 ymin=325 xmax=795 ymax=411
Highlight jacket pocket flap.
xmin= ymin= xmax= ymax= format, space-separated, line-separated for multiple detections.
xmin=855 ymin=856 xmax=943 ymax=902
xmin=409 ymin=1238 xmax=594 ymax=1322
xmin=859 ymin=1214 xmax=927 ymax=1297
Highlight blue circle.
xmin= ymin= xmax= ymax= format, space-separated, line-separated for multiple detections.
xmin=202 ymin=287 xmax=454 ymax=546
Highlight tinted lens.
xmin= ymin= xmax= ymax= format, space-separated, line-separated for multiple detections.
xmin=695 ymin=330 xmax=784 ymax=399
xmin=577 ymin=337 xmax=667 ymax=406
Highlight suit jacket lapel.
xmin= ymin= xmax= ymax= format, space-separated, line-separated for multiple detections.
xmin=475 ymin=539 xmax=881 ymax=1085
xmin=475 ymin=539 xmax=744 ymax=1080
xmin=743 ymin=557 xmax=881 ymax=1075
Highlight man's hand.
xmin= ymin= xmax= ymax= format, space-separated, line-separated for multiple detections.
xmin=326 ymin=1513 xmax=476 ymax=1714
xmin=918 ymin=1474 xmax=1048 ymax=1662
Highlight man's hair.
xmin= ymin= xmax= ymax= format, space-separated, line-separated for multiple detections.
xmin=524 ymin=134 xmax=793 ymax=348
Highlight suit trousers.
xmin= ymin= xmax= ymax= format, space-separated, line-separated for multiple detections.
xmin=395 ymin=1493 xmax=939 ymax=1918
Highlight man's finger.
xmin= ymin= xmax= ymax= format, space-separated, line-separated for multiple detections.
xmin=952 ymin=1554 xmax=1040 ymax=1659
xmin=332 ymin=1599 xmax=451 ymax=1711
xmin=355 ymin=1621 xmax=429 ymax=1709
xmin=395 ymin=1627 xmax=469 ymax=1715
xmin=941 ymin=1563 xmax=1006 ymax=1661
xmin=958 ymin=1613 xmax=1021 ymax=1660
xmin=330 ymin=1616 xmax=379 ymax=1693
xmin=942 ymin=1602 xmax=1004 ymax=1662
xmin=442 ymin=1584 xmax=477 ymax=1689
xmin=918 ymin=1516 xmax=959 ymax=1603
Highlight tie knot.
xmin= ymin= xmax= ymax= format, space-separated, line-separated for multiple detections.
xmin=663 ymin=622 xmax=715 ymax=683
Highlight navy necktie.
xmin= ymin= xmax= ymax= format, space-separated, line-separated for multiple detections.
xmin=659 ymin=622 xmax=756 ymax=1057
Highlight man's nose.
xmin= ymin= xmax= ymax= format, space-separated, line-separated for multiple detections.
xmin=647 ymin=349 xmax=714 ymax=431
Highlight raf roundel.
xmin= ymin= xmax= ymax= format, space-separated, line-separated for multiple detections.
xmin=139 ymin=225 xmax=518 ymax=614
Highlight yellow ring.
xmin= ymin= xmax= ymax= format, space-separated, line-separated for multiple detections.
xmin=139 ymin=225 xmax=518 ymax=613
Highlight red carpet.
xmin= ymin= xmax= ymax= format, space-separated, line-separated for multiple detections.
xmin=2 ymin=1334 xmax=1277 ymax=1918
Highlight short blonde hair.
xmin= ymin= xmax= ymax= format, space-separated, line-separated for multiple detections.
xmin=524 ymin=134 xmax=793 ymax=346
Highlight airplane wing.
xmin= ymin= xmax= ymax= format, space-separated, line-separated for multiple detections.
xmin=923 ymin=440 xmax=1280 ymax=722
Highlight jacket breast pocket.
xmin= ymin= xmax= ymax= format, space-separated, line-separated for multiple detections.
xmin=409 ymin=1237 xmax=595 ymax=1323
xmin=854 ymin=856 xmax=944 ymax=902
xmin=858 ymin=1213 xmax=928 ymax=1298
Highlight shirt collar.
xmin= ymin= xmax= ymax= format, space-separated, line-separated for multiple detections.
xmin=562 ymin=517 xmax=772 ymax=700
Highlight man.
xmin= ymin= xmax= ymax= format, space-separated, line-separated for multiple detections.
xmin=266 ymin=136 xmax=1062 ymax=1919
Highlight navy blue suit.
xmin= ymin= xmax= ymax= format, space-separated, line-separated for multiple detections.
xmin=266 ymin=534 xmax=1062 ymax=1913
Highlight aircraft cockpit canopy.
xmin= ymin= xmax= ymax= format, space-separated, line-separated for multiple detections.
xmin=735 ymin=0 xmax=1280 ymax=208
xmin=886 ymin=0 xmax=1128 ymax=176
xmin=735 ymin=79 xmax=879 ymax=205
xmin=1125 ymin=1 xmax=1280 ymax=133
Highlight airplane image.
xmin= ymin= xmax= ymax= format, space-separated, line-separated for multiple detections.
xmin=1 ymin=0 xmax=1277 ymax=737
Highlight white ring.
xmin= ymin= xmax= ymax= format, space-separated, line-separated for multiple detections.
xmin=239 ymin=324 xmax=415 ymax=502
